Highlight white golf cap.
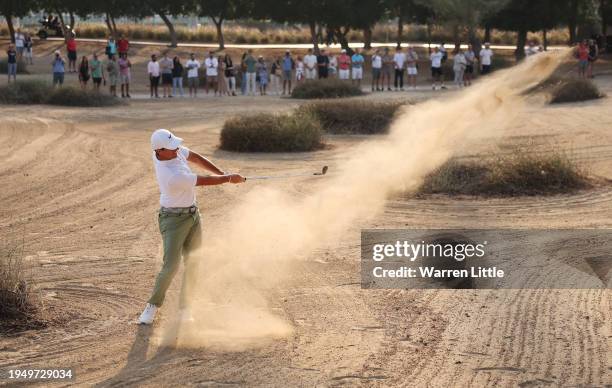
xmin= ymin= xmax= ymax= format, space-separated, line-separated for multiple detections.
xmin=151 ymin=129 xmax=183 ymax=150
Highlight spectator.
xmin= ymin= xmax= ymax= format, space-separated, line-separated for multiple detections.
xmin=479 ymin=42 xmax=493 ymax=75
xmin=525 ymin=40 xmax=539 ymax=56
xmin=66 ymin=33 xmax=77 ymax=73
xmin=453 ymin=48 xmax=467 ymax=88
xmin=381 ymin=47 xmax=393 ymax=91
xmin=338 ymin=49 xmax=351 ymax=81
xmin=14 ymin=29 xmax=24 ymax=59
xmin=304 ymin=48 xmax=317 ymax=80
xmin=118 ymin=53 xmax=131 ymax=98
xmin=577 ymin=40 xmax=589 ymax=78
xmin=244 ymin=50 xmax=257 ymax=96
xmin=281 ymin=50 xmax=294 ymax=95
xmin=430 ymin=46 xmax=444 ymax=90
xmin=117 ymin=34 xmax=129 ymax=56
xmin=78 ymin=55 xmax=90 ymax=89
xmin=90 ymin=52 xmax=105 ymax=91
xmin=106 ymin=54 xmax=119 ymax=97
xmin=406 ymin=45 xmax=419 ymax=90
xmin=271 ymin=57 xmax=281 ymax=95
xmin=223 ymin=54 xmax=236 ymax=96
xmin=204 ymin=51 xmax=219 ymax=96
xmin=371 ymin=49 xmax=382 ymax=91
xmin=147 ymin=54 xmax=160 ymax=98
xmin=7 ymin=44 xmax=17 ymax=83
xmin=464 ymin=44 xmax=476 ymax=86
xmin=217 ymin=55 xmax=229 ymax=96
xmin=257 ymin=56 xmax=268 ymax=95
xmin=393 ymin=46 xmax=406 ymax=91
xmin=160 ymin=52 xmax=174 ymax=98
xmin=329 ymin=53 xmax=337 ymax=78
xmin=51 ymin=50 xmax=65 ymax=87
xmin=587 ymin=39 xmax=598 ymax=78
xmin=23 ymin=33 xmax=33 ymax=65
xmin=295 ymin=55 xmax=305 ymax=84
xmin=186 ymin=53 xmax=200 ymax=97
xmin=350 ymin=48 xmax=364 ymax=87
xmin=105 ymin=36 xmax=117 ymax=60
xmin=240 ymin=51 xmax=248 ymax=95
xmin=317 ymin=49 xmax=330 ymax=79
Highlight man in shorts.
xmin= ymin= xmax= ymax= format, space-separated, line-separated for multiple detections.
xmin=430 ymin=46 xmax=444 ymax=90
xmin=281 ymin=50 xmax=294 ymax=95
xmin=160 ymin=53 xmax=174 ymax=98
xmin=91 ymin=52 xmax=105 ymax=90
xmin=148 ymin=54 xmax=161 ymax=98
xmin=464 ymin=44 xmax=476 ymax=86
xmin=66 ymin=33 xmax=77 ymax=73
xmin=350 ymin=48 xmax=364 ymax=87
xmin=381 ymin=47 xmax=393 ymax=91
xmin=338 ymin=49 xmax=351 ymax=80
xmin=479 ymin=42 xmax=494 ymax=75
xmin=14 ymin=29 xmax=24 ymax=59
xmin=371 ymin=49 xmax=382 ymax=91
xmin=51 ymin=50 xmax=65 ymax=86
xmin=304 ymin=48 xmax=318 ymax=80
xmin=118 ymin=53 xmax=131 ymax=98
xmin=204 ymin=51 xmax=219 ymax=96
xmin=406 ymin=45 xmax=419 ymax=89
xmin=185 ymin=53 xmax=200 ymax=97
xmin=106 ymin=54 xmax=119 ymax=97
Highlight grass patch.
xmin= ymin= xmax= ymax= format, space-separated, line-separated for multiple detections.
xmin=220 ymin=112 xmax=324 ymax=152
xmin=0 ymin=58 xmax=28 ymax=74
xmin=1 ymin=243 xmax=46 ymax=333
xmin=550 ymin=77 xmax=604 ymax=104
xmin=419 ymin=150 xmax=590 ymax=197
xmin=0 ymin=80 xmax=123 ymax=106
xmin=291 ymin=79 xmax=364 ymax=99
xmin=297 ymin=100 xmax=406 ymax=134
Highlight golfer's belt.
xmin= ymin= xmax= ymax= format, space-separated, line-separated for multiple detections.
xmin=160 ymin=205 xmax=198 ymax=214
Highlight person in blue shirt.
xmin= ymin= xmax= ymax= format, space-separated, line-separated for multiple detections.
xmin=51 ymin=50 xmax=65 ymax=86
xmin=351 ymin=49 xmax=365 ymax=87
xmin=281 ymin=50 xmax=294 ymax=95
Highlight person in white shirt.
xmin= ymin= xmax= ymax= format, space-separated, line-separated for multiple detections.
xmin=147 ymin=54 xmax=161 ymax=98
xmin=479 ymin=42 xmax=494 ymax=75
xmin=185 ymin=53 xmax=200 ymax=97
xmin=453 ymin=48 xmax=467 ymax=88
xmin=204 ymin=51 xmax=219 ymax=95
xmin=430 ymin=46 xmax=445 ymax=90
xmin=371 ymin=49 xmax=382 ymax=91
xmin=464 ymin=44 xmax=476 ymax=86
xmin=14 ymin=29 xmax=25 ymax=58
xmin=525 ymin=40 xmax=539 ymax=56
xmin=393 ymin=46 xmax=406 ymax=91
xmin=138 ymin=129 xmax=245 ymax=325
xmin=304 ymin=48 xmax=318 ymax=80
xmin=406 ymin=45 xmax=419 ymax=89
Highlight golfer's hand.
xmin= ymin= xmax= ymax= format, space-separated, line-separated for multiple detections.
xmin=228 ymin=174 xmax=245 ymax=184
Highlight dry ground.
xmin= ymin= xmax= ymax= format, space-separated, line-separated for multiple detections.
xmin=0 ymin=48 xmax=610 ymax=387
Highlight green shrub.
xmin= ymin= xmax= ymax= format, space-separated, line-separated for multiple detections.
xmin=550 ymin=78 xmax=604 ymax=104
xmin=419 ymin=150 xmax=589 ymax=197
xmin=291 ymin=79 xmax=364 ymax=99
xmin=297 ymin=100 xmax=406 ymax=134
xmin=220 ymin=112 xmax=324 ymax=152
xmin=0 ymin=59 xmax=28 ymax=74
xmin=0 ymin=80 xmax=123 ymax=107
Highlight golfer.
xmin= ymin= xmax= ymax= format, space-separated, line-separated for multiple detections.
xmin=138 ymin=129 xmax=245 ymax=325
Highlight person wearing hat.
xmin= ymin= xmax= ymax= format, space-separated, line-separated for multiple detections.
xmin=138 ymin=129 xmax=245 ymax=325
xmin=51 ymin=50 xmax=65 ymax=86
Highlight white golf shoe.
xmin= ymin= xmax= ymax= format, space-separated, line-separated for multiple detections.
xmin=138 ymin=303 xmax=157 ymax=325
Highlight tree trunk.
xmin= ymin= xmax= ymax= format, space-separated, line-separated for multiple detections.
xmin=56 ymin=10 xmax=69 ymax=40
xmin=158 ymin=11 xmax=177 ymax=47
xmin=601 ymin=0 xmax=608 ymax=36
xmin=363 ymin=26 xmax=372 ymax=50
xmin=468 ymin=25 xmax=482 ymax=56
xmin=110 ymin=15 xmax=118 ymax=38
xmin=542 ymin=28 xmax=548 ymax=50
xmin=308 ymin=20 xmax=319 ymax=53
xmin=5 ymin=15 xmax=15 ymax=44
xmin=515 ymin=28 xmax=527 ymax=60
xmin=427 ymin=22 xmax=432 ymax=54
xmin=212 ymin=16 xmax=225 ymax=49
xmin=69 ymin=11 xmax=75 ymax=29
xmin=396 ymin=13 xmax=403 ymax=48
xmin=453 ymin=24 xmax=461 ymax=53
xmin=484 ymin=24 xmax=491 ymax=43
xmin=335 ymin=27 xmax=350 ymax=52
xmin=568 ymin=0 xmax=578 ymax=44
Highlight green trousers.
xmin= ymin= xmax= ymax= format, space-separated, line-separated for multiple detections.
xmin=147 ymin=209 xmax=202 ymax=308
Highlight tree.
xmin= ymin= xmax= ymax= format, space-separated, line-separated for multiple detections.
xmin=0 ymin=0 xmax=36 ymax=43
xmin=197 ymin=0 xmax=249 ymax=49
xmin=322 ymin=0 xmax=386 ymax=51
xmin=133 ymin=0 xmax=195 ymax=47
xmin=387 ymin=0 xmax=431 ymax=48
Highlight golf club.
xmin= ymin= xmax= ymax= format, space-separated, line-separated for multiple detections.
xmin=244 ymin=166 xmax=328 ymax=181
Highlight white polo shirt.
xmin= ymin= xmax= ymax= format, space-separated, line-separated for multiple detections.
xmin=393 ymin=52 xmax=405 ymax=69
xmin=186 ymin=59 xmax=200 ymax=78
xmin=153 ymin=146 xmax=197 ymax=208
xmin=205 ymin=57 xmax=218 ymax=76
xmin=480 ymin=49 xmax=493 ymax=65
xmin=304 ymin=54 xmax=317 ymax=69
xmin=147 ymin=61 xmax=160 ymax=77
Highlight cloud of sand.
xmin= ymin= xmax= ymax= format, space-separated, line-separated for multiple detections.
xmin=164 ymin=51 xmax=567 ymax=350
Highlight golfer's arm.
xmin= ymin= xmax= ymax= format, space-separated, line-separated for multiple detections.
xmin=195 ymin=175 xmax=230 ymax=186
xmin=187 ymin=151 xmax=225 ymax=175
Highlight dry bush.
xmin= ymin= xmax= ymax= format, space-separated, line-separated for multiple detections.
xmin=297 ymin=100 xmax=406 ymax=134
xmin=220 ymin=112 xmax=324 ymax=152
xmin=419 ymin=149 xmax=590 ymax=197
xmin=550 ymin=78 xmax=604 ymax=104
xmin=0 ymin=59 xmax=28 ymax=74
xmin=0 ymin=80 xmax=123 ymax=106
xmin=291 ymin=79 xmax=364 ymax=99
